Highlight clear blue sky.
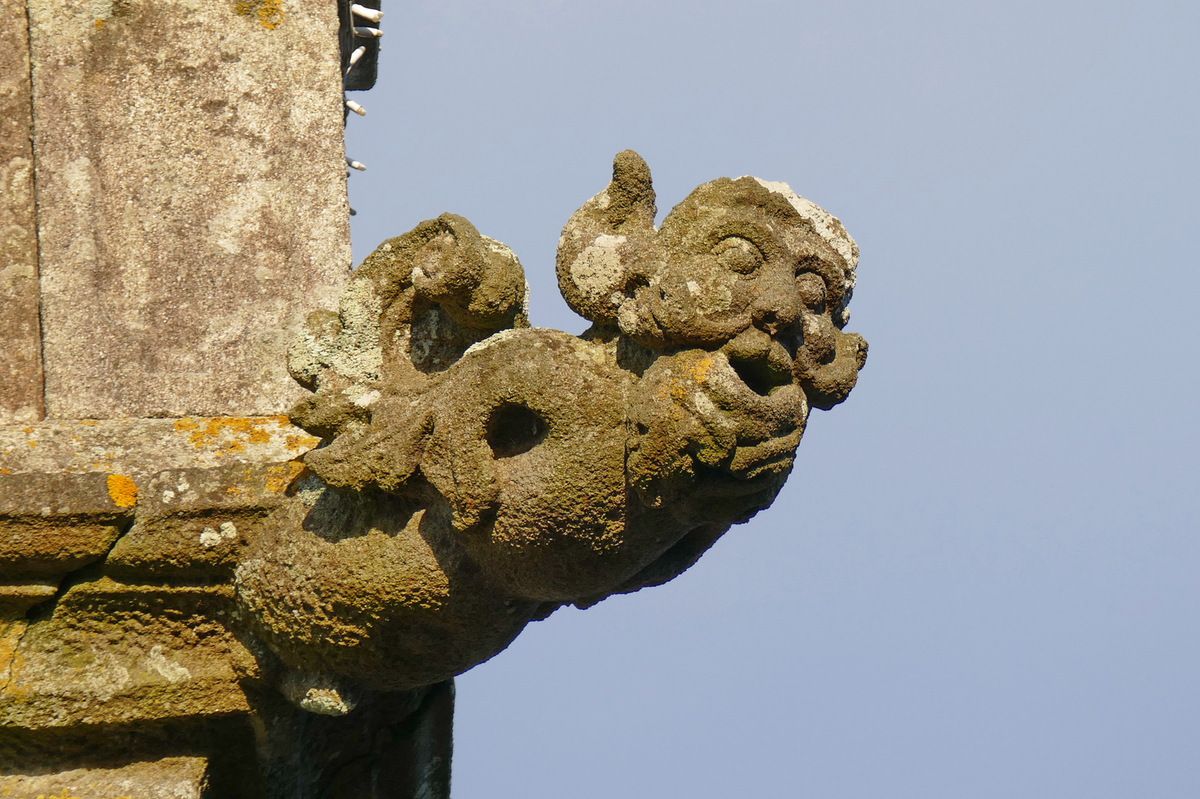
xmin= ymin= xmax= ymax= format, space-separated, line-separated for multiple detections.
xmin=346 ymin=2 xmax=1199 ymax=796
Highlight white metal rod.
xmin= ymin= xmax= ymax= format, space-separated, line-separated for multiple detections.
xmin=351 ymin=4 xmax=384 ymax=24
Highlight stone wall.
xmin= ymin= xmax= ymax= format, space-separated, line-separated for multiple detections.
xmin=0 ymin=2 xmax=458 ymax=795
xmin=0 ymin=0 xmax=41 ymax=423
xmin=9 ymin=0 xmax=352 ymax=419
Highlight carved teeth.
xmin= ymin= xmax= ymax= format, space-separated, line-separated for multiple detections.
xmin=351 ymin=4 xmax=384 ymax=23
xmin=352 ymin=26 xmax=383 ymax=38
xmin=346 ymin=158 xmax=367 ymax=171
xmin=346 ymin=45 xmax=367 ymax=72
xmin=346 ymin=99 xmax=367 ymax=116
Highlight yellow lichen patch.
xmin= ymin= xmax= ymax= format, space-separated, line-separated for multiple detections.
xmin=286 ymin=433 xmax=320 ymax=451
xmin=234 ymin=0 xmax=286 ymax=30
xmin=29 ymin=793 xmax=134 ymax=799
xmin=79 ymin=419 xmax=99 ymax=426
xmin=690 ymin=354 xmax=715 ymax=384
xmin=173 ymin=417 xmax=200 ymax=433
xmin=174 ymin=417 xmax=289 ymax=458
xmin=0 ymin=618 xmax=27 ymax=677
xmin=106 ymin=474 xmax=139 ymax=509
xmin=264 ymin=461 xmax=306 ymax=494
xmin=0 ymin=468 xmax=11 ymax=475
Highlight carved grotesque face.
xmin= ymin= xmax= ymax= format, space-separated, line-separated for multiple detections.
xmin=618 ymin=176 xmax=867 ymax=412
xmin=557 ymin=152 xmax=867 ymax=416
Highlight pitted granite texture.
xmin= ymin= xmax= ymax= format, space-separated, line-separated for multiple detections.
xmin=0 ymin=0 xmax=41 ymax=424
xmin=27 ymin=0 xmax=352 ymax=418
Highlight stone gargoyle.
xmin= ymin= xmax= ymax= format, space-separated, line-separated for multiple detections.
xmin=235 ymin=150 xmax=868 ymax=707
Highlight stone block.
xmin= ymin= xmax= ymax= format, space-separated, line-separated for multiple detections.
xmin=0 ymin=0 xmax=43 ymax=423
xmin=28 ymin=0 xmax=352 ymax=418
xmin=107 ymin=462 xmax=304 ymax=579
xmin=0 ymin=417 xmax=319 ymax=476
xmin=0 ymin=472 xmax=134 ymax=579
xmin=0 ymin=756 xmax=210 ymax=798
xmin=1 ymin=578 xmax=255 ymax=731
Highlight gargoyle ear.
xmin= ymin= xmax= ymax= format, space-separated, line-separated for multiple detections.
xmin=556 ymin=150 xmax=657 ymax=326
xmin=409 ymin=213 xmax=527 ymax=331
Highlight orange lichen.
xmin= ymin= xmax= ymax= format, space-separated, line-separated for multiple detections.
xmin=690 ymin=354 xmax=715 ymax=384
xmin=173 ymin=417 xmax=291 ymax=458
xmin=286 ymin=433 xmax=320 ymax=451
xmin=106 ymin=474 xmax=139 ymax=509
xmin=264 ymin=461 xmax=306 ymax=494
xmin=234 ymin=0 xmax=285 ymax=30
xmin=173 ymin=417 xmax=200 ymax=433
xmin=30 ymin=793 xmax=133 ymax=799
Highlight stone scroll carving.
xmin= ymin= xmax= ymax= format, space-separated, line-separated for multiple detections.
xmin=234 ymin=151 xmax=868 ymax=705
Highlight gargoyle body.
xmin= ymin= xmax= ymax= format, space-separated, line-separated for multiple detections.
xmin=235 ymin=152 xmax=868 ymax=704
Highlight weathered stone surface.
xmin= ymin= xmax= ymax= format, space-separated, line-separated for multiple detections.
xmin=0 ymin=472 xmax=134 ymax=579
xmin=0 ymin=757 xmax=210 ymax=799
xmin=107 ymin=462 xmax=304 ymax=579
xmin=0 ymin=417 xmax=319 ymax=476
xmin=237 ymin=151 xmax=868 ymax=692
xmin=28 ymin=0 xmax=352 ymax=418
xmin=0 ymin=153 xmax=866 ymax=796
xmin=1 ymin=579 xmax=255 ymax=732
xmin=0 ymin=0 xmax=42 ymax=424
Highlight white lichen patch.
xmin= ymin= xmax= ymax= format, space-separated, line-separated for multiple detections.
xmin=570 ymin=234 xmax=627 ymax=304
xmin=199 ymin=521 xmax=237 ymax=548
xmin=345 ymin=386 xmax=381 ymax=409
xmin=750 ymin=177 xmax=860 ymax=282
xmin=280 ymin=671 xmax=359 ymax=716
xmin=78 ymin=647 xmax=132 ymax=702
xmin=143 ymin=645 xmax=192 ymax=684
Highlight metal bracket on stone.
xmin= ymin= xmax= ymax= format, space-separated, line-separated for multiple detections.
xmin=339 ymin=0 xmax=383 ymax=190
xmin=340 ymin=0 xmax=383 ymax=92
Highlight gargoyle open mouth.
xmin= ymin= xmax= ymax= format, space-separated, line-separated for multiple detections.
xmin=726 ymin=353 xmax=793 ymax=396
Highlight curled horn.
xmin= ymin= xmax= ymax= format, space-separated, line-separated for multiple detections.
xmin=556 ymin=150 xmax=657 ymax=326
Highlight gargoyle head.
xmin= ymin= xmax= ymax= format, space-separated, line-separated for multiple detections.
xmin=557 ymin=151 xmax=868 ymax=411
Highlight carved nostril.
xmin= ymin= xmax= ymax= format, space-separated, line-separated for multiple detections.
xmin=486 ymin=403 xmax=548 ymax=458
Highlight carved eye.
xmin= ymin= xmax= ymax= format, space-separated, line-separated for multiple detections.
xmin=711 ymin=236 xmax=763 ymax=275
xmin=795 ymin=271 xmax=827 ymax=313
